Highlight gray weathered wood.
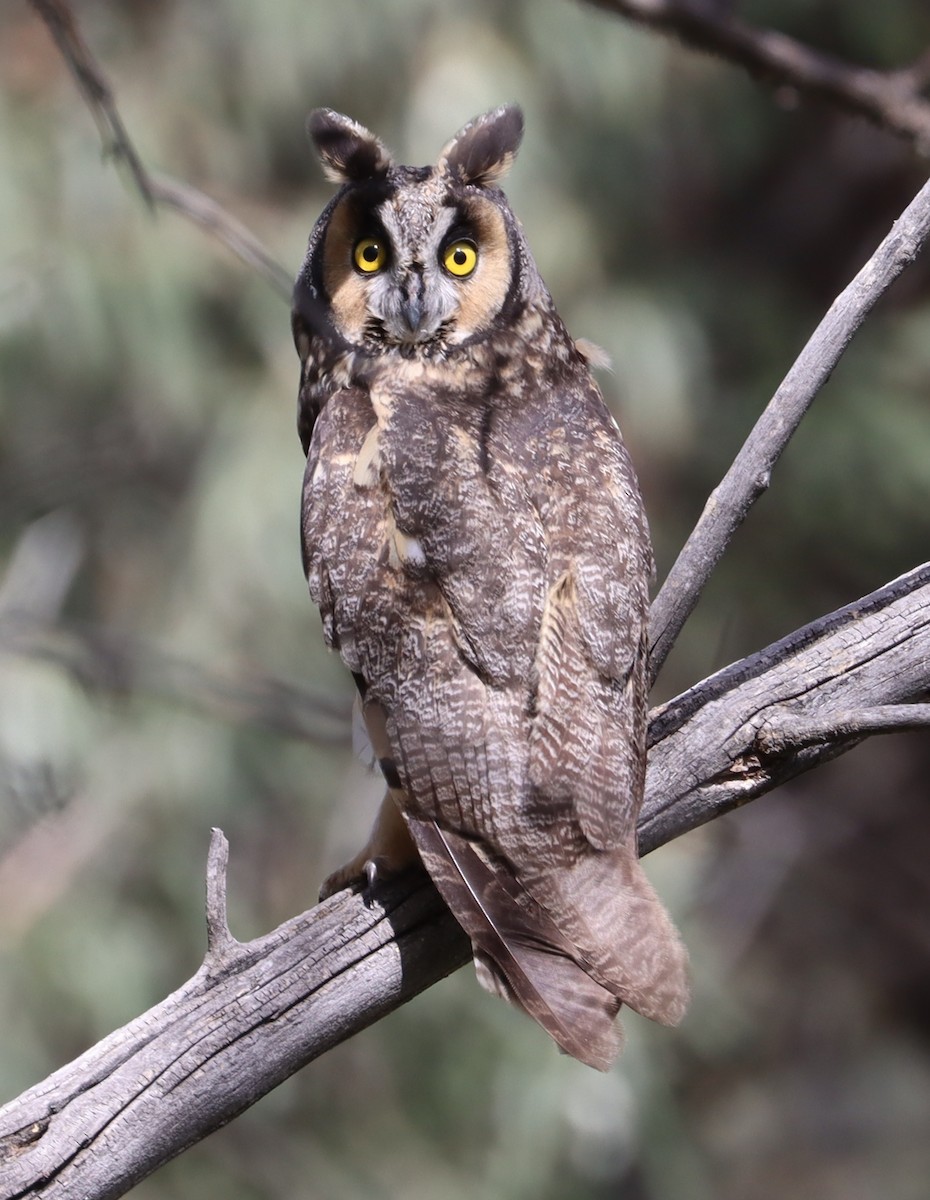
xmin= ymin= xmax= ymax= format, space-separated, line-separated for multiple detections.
xmin=1 ymin=563 xmax=928 ymax=1199
xmin=0 ymin=847 xmax=466 ymax=1200
xmin=648 ymin=175 xmax=930 ymax=678
xmin=643 ymin=563 xmax=930 ymax=848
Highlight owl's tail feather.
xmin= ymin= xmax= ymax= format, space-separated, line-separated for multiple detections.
xmin=405 ymin=816 xmax=624 ymax=1070
xmin=531 ymin=843 xmax=690 ymax=1029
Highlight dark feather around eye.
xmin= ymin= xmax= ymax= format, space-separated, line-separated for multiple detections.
xmin=440 ymin=214 xmax=479 ymax=253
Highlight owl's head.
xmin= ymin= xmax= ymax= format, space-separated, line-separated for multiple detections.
xmin=294 ymin=106 xmax=539 ymax=355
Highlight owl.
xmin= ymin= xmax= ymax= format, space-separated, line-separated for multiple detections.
xmin=293 ymin=105 xmax=688 ymax=1070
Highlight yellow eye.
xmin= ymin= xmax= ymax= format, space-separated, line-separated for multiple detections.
xmin=353 ymin=237 xmax=387 ymax=274
xmin=442 ymin=239 xmax=478 ymax=277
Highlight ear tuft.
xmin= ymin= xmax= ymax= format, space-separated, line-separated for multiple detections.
xmin=438 ymin=105 xmax=524 ymax=187
xmin=307 ymin=109 xmax=393 ymax=184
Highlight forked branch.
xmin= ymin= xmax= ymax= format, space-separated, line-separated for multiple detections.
xmin=580 ymin=0 xmax=930 ymax=151
xmin=648 ymin=167 xmax=930 ymax=679
xmin=1 ymin=564 xmax=928 ymax=1200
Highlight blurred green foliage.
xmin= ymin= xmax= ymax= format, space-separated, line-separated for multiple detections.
xmin=1 ymin=1 xmax=930 ymax=1197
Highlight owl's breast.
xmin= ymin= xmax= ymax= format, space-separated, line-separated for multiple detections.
xmin=375 ymin=379 xmax=548 ymax=687
xmin=302 ymin=372 xmax=547 ymax=694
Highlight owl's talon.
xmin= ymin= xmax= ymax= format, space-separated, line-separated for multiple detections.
xmin=318 ymin=855 xmax=398 ymax=905
xmin=319 ymin=842 xmax=412 ymax=904
xmin=363 ymin=854 xmax=405 ymax=903
xmin=318 ymin=791 xmax=419 ymax=905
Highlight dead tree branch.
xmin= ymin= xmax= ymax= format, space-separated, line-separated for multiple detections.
xmin=757 ymin=703 xmax=930 ymax=754
xmin=648 ymin=167 xmax=930 ymax=678
xmin=579 ymin=0 xmax=930 ymax=152
xmin=1 ymin=564 xmax=928 ymax=1199
xmin=642 ymin=563 xmax=930 ymax=847
xmin=28 ymin=0 xmax=293 ymax=300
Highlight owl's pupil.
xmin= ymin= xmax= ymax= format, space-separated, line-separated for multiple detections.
xmin=363 ymin=244 xmax=379 ymax=262
xmin=453 ymin=249 xmax=467 ymax=265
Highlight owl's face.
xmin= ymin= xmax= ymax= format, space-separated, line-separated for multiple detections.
xmin=295 ymin=107 xmax=537 ymax=356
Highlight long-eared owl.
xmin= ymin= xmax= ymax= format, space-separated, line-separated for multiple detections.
xmin=293 ymin=105 xmax=688 ymax=1069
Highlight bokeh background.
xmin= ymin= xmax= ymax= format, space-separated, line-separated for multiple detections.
xmin=2 ymin=1 xmax=930 ymax=1197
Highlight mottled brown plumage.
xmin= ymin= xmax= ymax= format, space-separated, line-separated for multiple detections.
xmin=293 ymin=106 xmax=688 ymax=1069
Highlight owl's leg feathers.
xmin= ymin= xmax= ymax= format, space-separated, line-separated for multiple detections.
xmin=318 ymin=789 xmax=419 ymax=901
xmin=320 ymin=691 xmax=421 ymax=901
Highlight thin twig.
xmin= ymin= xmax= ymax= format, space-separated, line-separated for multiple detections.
xmin=648 ymin=168 xmax=930 ymax=679
xmin=148 ymin=174 xmax=294 ymax=298
xmin=28 ymin=0 xmax=155 ymax=207
xmin=28 ymin=0 xmax=293 ymax=300
xmin=580 ymin=0 xmax=930 ymax=152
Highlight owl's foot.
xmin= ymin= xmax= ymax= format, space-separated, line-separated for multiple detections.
xmin=318 ymin=852 xmax=372 ymax=901
xmin=317 ymin=853 xmax=402 ymax=903
xmin=318 ymin=791 xmax=419 ymax=902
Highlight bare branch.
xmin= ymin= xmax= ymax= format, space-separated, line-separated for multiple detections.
xmin=648 ymin=170 xmax=930 ymax=678
xmin=2 ymin=564 xmax=927 ymax=1199
xmin=203 ymin=828 xmax=237 ymax=964
xmin=27 ymin=0 xmax=155 ymax=206
xmin=756 ymin=702 xmax=930 ymax=755
xmin=579 ymin=0 xmax=930 ymax=151
xmin=642 ymin=562 xmax=930 ymax=847
xmin=28 ymin=0 xmax=293 ymax=300
xmin=145 ymin=174 xmax=295 ymax=300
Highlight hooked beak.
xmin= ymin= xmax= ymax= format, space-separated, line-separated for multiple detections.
xmin=400 ymin=296 xmax=424 ymax=335
xmin=398 ymin=268 xmax=427 ymax=339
